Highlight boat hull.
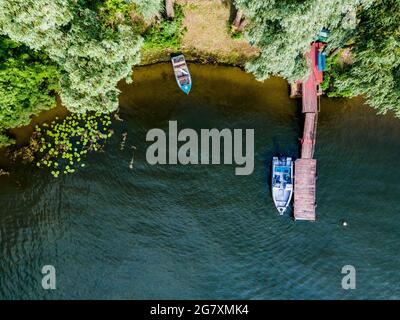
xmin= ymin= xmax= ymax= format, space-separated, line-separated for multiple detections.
xmin=171 ymin=54 xmax=192 ymax=94
xmin=271 ymin=156 xmax=294 ymax=214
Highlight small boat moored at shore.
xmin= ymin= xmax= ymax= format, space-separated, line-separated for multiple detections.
xmin=171 ymin=54 xmax=192 ymax=94
xmin=271 ymin=156 xmax=294 ymax=214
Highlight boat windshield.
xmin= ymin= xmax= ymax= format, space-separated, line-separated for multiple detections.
xmin=275 ymin=166 xmax=290 ymax=174
xmin=173 ymin=56 xmax=184 ymax=63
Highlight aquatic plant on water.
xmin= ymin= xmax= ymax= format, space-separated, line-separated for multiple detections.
xmin=0 ymin=169 xmax=10 ymax=176
xmin=34 ymin=113 xmax=114 ymax=178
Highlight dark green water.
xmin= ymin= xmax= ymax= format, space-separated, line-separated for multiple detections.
xmin=1 ymin=64 xmax=400 ymax=299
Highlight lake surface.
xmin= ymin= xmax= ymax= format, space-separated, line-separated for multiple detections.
xmin=1 ymin=64 xmax=400 ymax=299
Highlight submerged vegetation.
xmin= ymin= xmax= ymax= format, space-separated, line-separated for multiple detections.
xmin=10 ymin=113 xmax=113 ymax=177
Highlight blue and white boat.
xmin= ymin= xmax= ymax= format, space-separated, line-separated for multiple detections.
xmin=271 ymin=156 xmax=294 ymax=214
xmin=171 ymin=54 xmax=192 ymax=94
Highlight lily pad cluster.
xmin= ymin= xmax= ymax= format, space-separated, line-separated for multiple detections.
xmin=35 ymin=113 xmax=113 ymax=177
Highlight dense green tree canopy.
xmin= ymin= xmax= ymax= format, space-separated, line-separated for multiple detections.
xmin=0 ymin=0 xmax=161 ymax=114
xmin=235 ymin=0 xmax=399 ymax=114
xmin=0 ymin=36 xmax=59 ymax=146
xmin=0 ymin=0 xmax=398 ymax=148
xmin=234 ymin=0 xmax=374 ymax=81
xmin=129 ymin=0 xmax=163 ymax=21
xmin=334 ymin=0 xmax=400 ymax=115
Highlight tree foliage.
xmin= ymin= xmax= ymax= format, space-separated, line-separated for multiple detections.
xmin=130 ymin=0 xmax=162 ymax=22
xmin=0 ymin=36 xmax=59 ymax=147
xmin=333 ymin=0 xmax=400 ymax=115
xmin=57 ymin=9 xmax=144 ymax=113
xmin=235 ymin=0 xmax=399 ymax=114
xmin=97 ymin=0 xmax=161 ymax=28
xmin=143 ymin=2 xmax=185 ymax=50
xmin=0 ymin=0 xmax=161 ymax=114
xmin=235 ymin=0 xmax=373 ymax=81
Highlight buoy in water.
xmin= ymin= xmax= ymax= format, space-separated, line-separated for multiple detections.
xmin=341 ymin=220 xmax=348 ymax=227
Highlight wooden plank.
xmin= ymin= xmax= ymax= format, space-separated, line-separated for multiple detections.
xmin=312 ymin=42 xmax=324 ymax=84
xmin=302 ymin=75 xmax=318 ymax=113
xmin=301 ymin=42 xmax=324 ymax=113
xmin=301 ymin=113 xmax=317 ymax=159
xmin=292 ymin=43 xmax=323 ymax=222
xmin=294 ymin=159 xmax=317 ymax=221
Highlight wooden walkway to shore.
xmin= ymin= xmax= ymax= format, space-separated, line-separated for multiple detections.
xmin=293 ymin=42 xmax=324 ymax=221
xmin=301 ymin=112 xmax=318 ymax=159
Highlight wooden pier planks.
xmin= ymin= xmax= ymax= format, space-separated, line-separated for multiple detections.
xmin=302 ymin=42 xmax=323 ymax=113
xmin=301 ymin=112 xmax=317 ymax=159
xmin=293 ymin=42 xmax=324 ymax=221
xmin=294 ymin=159 xmax=317 ymax=221
xmin=302 ymin=75 xmax=318 ymax=113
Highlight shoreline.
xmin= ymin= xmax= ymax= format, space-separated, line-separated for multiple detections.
xmin=1 ymin=56 xmax=249 ymax=151
xmin=139 ymin=48 xmax=252 ymax=69
xmin=139 ymin=0 xmax=259 ymax=68
xmin=0 ymin=60 xmax=371 ymax=169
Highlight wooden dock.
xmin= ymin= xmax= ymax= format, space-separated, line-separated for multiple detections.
xmin=294 ymin=159 xmax=317 ymax=221
xmin=293 ymin=42 xmax=324 ymax=221
xmin=301 ymin=112 xmax=317 ymax=159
